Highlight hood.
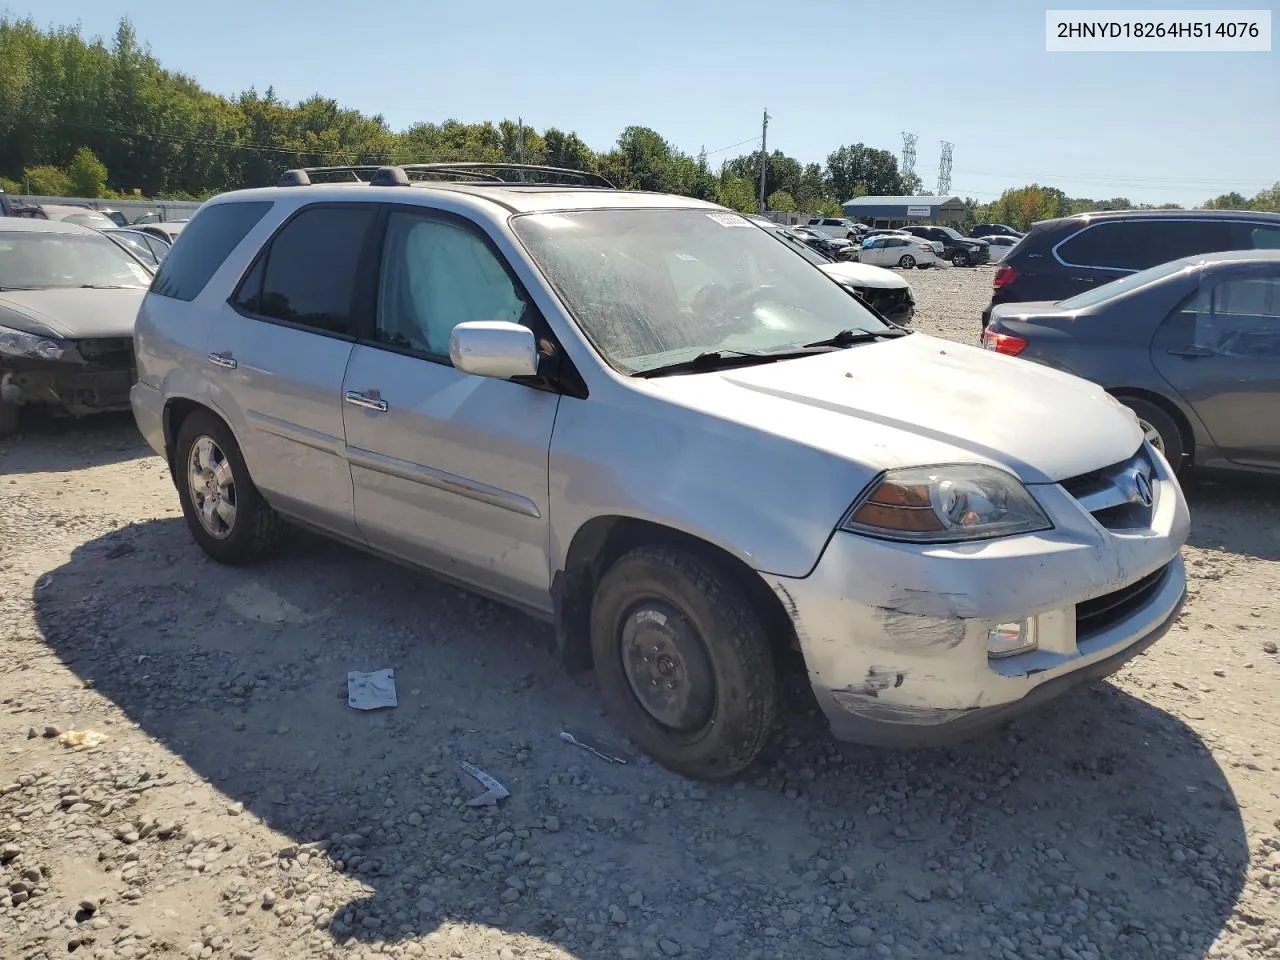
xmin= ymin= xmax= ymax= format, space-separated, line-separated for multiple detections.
xmin=636 ymin=333 xmax=1142 ymax=484
xmin=819 ymin=262 xmax=911 ymax=290
xmin=0 ymin=287 xmax=146 ymax=339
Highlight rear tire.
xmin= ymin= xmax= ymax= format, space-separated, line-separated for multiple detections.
xmin=174 ymin=409 xmax=280 ymax=564
xmin=0 ymin=401 xmax=18 ymax=437
xmin=897 ymin=255 xmax=916 ymax=269
xmin=590 ymin=545 xmax=776 ymax=781
xmin=1118 ymin=397 xmax=1185 ymax=473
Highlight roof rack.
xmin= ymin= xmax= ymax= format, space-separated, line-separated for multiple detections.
xmin=277 ymin=162 xmax=615 ymax=190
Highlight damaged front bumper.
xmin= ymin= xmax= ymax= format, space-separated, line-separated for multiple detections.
xmin=770 ymin=443 xmax=1190 ymax=747
xmin=1 ymin=338 xmax=135 ymax=416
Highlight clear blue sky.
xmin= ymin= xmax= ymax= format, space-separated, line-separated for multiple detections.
xmin=19 ymin=0 xmax=1279 ymax=206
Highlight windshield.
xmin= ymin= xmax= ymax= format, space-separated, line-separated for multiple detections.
xmin=937 ymin=227 xmax=965 ymax=240
xmin=61 ymin=212 xmax=118 ymax=229
xmin=0 ymin=231 xmax=153 ymax=289
xmin=514 ymin=208 xmax=888 ymax=374
xmin=1056 ymin=259 xmax=1193 ymax=309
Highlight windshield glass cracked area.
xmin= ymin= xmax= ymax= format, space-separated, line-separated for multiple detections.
xmin=513 ymin=208 xmax=889 ymax=375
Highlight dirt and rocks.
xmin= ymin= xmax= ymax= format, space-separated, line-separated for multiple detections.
xmin=2 ymin=265 xmax=1279 ymax=960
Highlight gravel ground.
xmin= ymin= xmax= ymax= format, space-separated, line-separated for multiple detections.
xmin=3 ymin=265 xmax=1279 ymax=960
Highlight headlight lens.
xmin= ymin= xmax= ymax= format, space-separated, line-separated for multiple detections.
xmin=0 ymin=325 xmax=79 ymax=362
xmin=841 ymin=465 xmax=1053 ymax=543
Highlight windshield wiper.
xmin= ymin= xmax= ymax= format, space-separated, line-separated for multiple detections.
xmin=79 ymin=284 xmax=140 ymax=289
xmin=634 ymin=349 xmax=798 ymax=379
xmin=0 ymin=285 xmax=41 ymax=291
xmin=801 ymin=327 xmax=911 ymax=349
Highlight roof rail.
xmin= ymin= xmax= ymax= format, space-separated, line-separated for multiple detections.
xmin=276 ymin=162 xmax=615 ymax=189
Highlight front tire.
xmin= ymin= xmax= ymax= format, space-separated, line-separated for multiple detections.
xmin=951 ymin=251 xmax=970 ymax=267
xmin=1118 ymin=397 xmax=1185 ymax=474
xmin=897 ymin=254 xmax=916 ymax=269
xmin=590 ymin=545 xmax=776 ymax=780
xmin=175 ymin=410 xmax=280 ymax=564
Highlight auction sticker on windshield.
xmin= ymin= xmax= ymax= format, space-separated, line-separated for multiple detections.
xmin=706 ymin=212 xmax=753 ymax=228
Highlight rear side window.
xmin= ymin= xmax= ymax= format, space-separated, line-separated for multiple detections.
xmin=232 ymin=205 xmax=375 ymax=338
xmin=150 ymin=201 xmax=272 ymax=301
xmin=1057 ymin=220 xmax=1234 ymax=272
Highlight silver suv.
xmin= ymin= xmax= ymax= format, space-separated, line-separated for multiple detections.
xmin=133 ymin=163 xmax=1190 ymax=780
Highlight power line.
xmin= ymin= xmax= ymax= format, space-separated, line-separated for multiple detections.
xmin=704 ymin=134 xmax=763 ymax=157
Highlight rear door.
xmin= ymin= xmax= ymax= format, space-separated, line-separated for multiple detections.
xmin=209 ymin=204 xmax=377 ymax=541
xmin=1152 ymin=264 xmax=1280 ymax=469
xmin=340 ymin=206 xmax=560 ymax=613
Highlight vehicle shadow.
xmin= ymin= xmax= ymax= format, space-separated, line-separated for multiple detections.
xmin=32 ymin=518 xmax=1247 ymax=959
xmin=1182 ymin=472 xmax=1280 ymax=561
xmin=0 ymin=410 xmax=151 ymax=475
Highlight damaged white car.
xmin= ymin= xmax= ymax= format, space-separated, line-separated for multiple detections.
xmin=132 ymin=168 xmax=1190 ymax=780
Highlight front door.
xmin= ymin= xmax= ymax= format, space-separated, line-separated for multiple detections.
xmin=207 ymin=204 xmax=379 ymax=542
xmin=1152 ymin=264 xmax=1280 ymax=469
xmin=341 ymin=208 xmax=560 ymax=613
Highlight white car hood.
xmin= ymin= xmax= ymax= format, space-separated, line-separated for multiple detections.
xmin=818 ymin=262 xmax=910 ymax=290
xmin=639 ymin=333 xmax=1143 ymax=484
xmin=0 ymin=288 xmax=146 ymax=339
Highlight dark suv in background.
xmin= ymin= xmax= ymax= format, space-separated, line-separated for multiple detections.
xmin=899 ymin=225 xmax=990 ymax=266
xmin=970 ymin=223 xmax=1022 ymax=239
xmin=983 ymin=209 xmax=1280 ymax=328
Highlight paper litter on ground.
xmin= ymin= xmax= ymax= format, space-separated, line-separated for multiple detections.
xmin=459 ymin=761 xmax=510 ymax=806
xmin=58 ymin=730 xmax=109 ymax=749
xmin=347 ymin=668 xmax=398 ymax=710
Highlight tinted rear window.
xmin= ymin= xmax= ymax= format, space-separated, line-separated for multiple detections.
xmin=1058 ymin=219 xmax=1235 ymax=272
xmin=235 ymin=205 xmax=375 ymax=337
xmin=150 ymin=201 xmax=272 ymax=301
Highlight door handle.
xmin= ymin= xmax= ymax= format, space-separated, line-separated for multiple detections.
xmin=344 ymin=389 xmax=388 ymax=413
xmin=1167 ymin=345 xmax=1213 ymax=358
xmin=208 ymin=352 xmax=237 ymax=369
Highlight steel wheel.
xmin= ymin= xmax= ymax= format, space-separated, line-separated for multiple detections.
xmin=619 ymin=599 xmax=716 ymax=732
xmin=898 ymin=254 xmax=916 ymax=269
xmin=187 ymin=435 xmax=237 ymax=540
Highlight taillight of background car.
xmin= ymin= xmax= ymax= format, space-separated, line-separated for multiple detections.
xmin=993 ymin=264 xmax=1017 ymax=289
xmin=982 ymin=330 xmax=1027 ymax=356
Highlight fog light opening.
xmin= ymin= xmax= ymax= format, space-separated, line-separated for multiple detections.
xmin=987 ymin=619 xmax=1038 ymax=659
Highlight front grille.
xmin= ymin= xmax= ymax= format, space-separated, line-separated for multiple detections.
xmin=74 ymin=337 xmax=135 ymax=370
xmin=1059 ymin=446 xmax=1156 ymax=530
xmin=1076 ymin=564 xmax=1169 ymax=638
xmin=862 ymin=288 xmax=911 ymax=315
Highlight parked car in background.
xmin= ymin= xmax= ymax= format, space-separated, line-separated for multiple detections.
xmin=0 ymin=219 xmax=152 ymax=434
xmin=99 ymin=209 xmax=129 ymax=227
xmin=983 ymin=250 xmax=1280 ymax=477
xmin=8 ymin=202 xmax=120 ymax=231
xmin=807 ymin=216 xmax=865 ymax=240
xmin=102 ymin=227 xmax=172 ymax=268
xmin=900 ymin=225 xmax=991 ymax=266
xmin=132 ymin=164 xmax=1189 ymax=779
xmin=790 ymin=227 xmax=857 ymax=261
xmin=985 ymin=235 xmax=1019 ymax=261
xmin=858 ymin=233 xmax=938 ymax=269
xmin=971 ymin=223 xmax=1023 ymax=239
xmin=766 ymin=226 xmax=916 ymax=326
xmin=983 ymin=209 xmax=1280 ymax=329
xmin=140 ymin=220 xmax=188 ymax=244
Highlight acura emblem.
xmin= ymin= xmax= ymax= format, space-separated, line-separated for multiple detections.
xmin=1133 ymin=471 xmax=1153 ymax=507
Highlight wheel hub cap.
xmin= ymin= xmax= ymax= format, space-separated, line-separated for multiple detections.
xmin=187 ymin=436 xmax=237 ymax=540
xmin=619 ymin=601 xmax=715 ymax=732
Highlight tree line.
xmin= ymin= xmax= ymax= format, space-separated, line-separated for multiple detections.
xmin=2 ymin=17 xmax=1275 ymax=231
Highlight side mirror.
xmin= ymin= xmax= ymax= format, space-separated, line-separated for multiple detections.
xmin=449 ymin=321 xmax=539 ymax=381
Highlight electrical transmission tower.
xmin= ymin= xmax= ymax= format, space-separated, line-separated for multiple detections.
xmin=901 ymin=132 xmax=918 ymax=184
xmin=937 ymin=141 xmax=954 ymax=196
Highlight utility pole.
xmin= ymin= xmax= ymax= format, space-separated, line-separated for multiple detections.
xmin=757 ymin=108 xmax=770 ymax=214
xmin=937 ymin=140 xmax=954 ymax=196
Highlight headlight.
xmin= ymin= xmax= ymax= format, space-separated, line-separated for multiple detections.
xmin=0 ymin=325 xmax=80 ymax=362
xmin=841 ymin=465 xmax=1053 ymax=543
